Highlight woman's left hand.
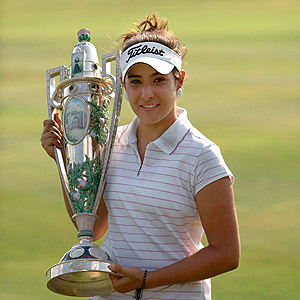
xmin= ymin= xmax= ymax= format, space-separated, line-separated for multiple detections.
xmin=108 ymin=263 xmax=144 ymax=293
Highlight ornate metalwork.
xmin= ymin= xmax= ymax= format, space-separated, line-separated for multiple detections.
xmin=45 ymin=29 xmax=123 ymax=297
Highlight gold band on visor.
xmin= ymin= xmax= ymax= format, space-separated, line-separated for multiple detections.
xmin=120 ymin=42 xmax=182 ymax=80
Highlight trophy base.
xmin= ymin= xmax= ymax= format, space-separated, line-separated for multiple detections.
xmin=47 ymin=259 xmax=114 ymax=296
xmin=46 ymin=239 xmax=118 ymax=297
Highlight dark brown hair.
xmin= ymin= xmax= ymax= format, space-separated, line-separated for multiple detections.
xmin=118 ymin=13 xmax=187 ymax=61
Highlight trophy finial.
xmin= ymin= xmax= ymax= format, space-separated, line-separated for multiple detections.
xmin=77 ymin=28 xmax=91 ymax=42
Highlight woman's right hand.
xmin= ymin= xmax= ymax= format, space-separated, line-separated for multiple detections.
xmin=41 ymin=112 xmax=64 ymax=160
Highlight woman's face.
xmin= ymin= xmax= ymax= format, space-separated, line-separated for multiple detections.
xmin=124 ymin=63 xmax=181 ymax=131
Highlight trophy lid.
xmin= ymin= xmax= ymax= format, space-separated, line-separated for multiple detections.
xmin=77 ymin=28 xmax=91 ymax=42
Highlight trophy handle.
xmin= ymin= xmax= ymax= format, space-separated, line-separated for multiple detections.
xmin=46 ymin=66 xmax=67 ymax=118
xmin=46 ymin=66 xmax=74 ymax=214
xmin=92 ymin=51 xmax=123 ymax=214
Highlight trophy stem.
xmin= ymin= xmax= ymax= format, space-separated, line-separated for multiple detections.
xmin=72 ymin=213 xmax=99 ymax=239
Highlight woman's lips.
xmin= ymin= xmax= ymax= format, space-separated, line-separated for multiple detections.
xmin=141 ymin=104 xmax=159 ymax=109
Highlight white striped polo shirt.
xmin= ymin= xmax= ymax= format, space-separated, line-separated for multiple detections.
xmin=97 ymin=107 xmax=233 ymax=300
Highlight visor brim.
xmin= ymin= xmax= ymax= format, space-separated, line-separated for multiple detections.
xmin=122 ymin=57 xmax=175 ymax=80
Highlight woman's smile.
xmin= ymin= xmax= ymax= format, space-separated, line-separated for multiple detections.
xmin=141 ymin=103 xmax=160 ymax=109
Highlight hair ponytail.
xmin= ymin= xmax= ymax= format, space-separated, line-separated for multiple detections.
xmin=137 ymin=14 xmax=168 ymax=32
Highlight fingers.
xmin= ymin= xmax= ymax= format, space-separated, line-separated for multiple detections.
xmin=41 ymin=131 xmax=63 ymax=149
xmin=108 ymin=264 xmax=144 ymax=293
xmin=108 ymin=264 xmax=123 ymax=291
xmin=53 ymin=112 xmax=62 ymax=130
xmin=41 ymin=117 xmax=64 ymax=159
xmin=41 ymin=120 xmax=63 ymax=145
xmin=108 ymin=263 xmax=124 ymax=281
xmin=108 ymin=263 xmax=122 ymax=274
xmin=43 ymin=117 xmax=62 ymax=135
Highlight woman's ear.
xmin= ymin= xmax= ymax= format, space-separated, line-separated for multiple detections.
xmin=178 ymin=70 xmax=186 ymax=88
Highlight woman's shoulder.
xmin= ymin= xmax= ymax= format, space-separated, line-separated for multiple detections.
xmin=117 ymin=124 xmax=129 ymax=135
xmin=115 ymin=122 xmax=129 ymax=135
xmin=177 ymin=107 xmax=219 ymax=152
xmin=185 ymin=125 xmax=218 ymax=152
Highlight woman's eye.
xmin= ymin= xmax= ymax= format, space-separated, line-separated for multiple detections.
xmin=131 ymin=79 xmax=141 ymax=84
xmin=154 ymin=77 xmax=165 ymax=83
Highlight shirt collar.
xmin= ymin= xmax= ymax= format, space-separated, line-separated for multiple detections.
xmin=118 ymin=107 xmax=191 ymax=154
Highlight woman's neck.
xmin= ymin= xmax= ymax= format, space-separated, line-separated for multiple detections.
xmin=136 ymin=118 xmax=176 ymax=161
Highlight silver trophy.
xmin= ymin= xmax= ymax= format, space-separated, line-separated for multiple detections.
xmin=45 ymin=29 xmax=122 ymax=297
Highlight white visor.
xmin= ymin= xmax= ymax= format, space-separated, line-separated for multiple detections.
xmin=120 ymin=42 xmax=182 ymax=81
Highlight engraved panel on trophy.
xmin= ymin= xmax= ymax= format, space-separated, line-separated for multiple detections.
xmin=63 ymin=96 xmax=90 ymax=145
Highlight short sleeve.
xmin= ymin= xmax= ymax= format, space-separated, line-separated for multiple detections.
xmin=193 ymin=144 xmax=234 ymax=196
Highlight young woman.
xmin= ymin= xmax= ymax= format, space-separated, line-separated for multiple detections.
xmin=41 ymin=14 xmax=240 ymax=300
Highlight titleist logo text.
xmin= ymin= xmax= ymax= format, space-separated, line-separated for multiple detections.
xmin=126 ymin=45 xmax=165 ymax=63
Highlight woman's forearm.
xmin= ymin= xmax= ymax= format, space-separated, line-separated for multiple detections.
xmin=145 ymin=243 xmax=240 ymax=289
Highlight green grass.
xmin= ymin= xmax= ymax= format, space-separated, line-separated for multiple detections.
xmin=1 ymin=0 xmax=299 ymax=299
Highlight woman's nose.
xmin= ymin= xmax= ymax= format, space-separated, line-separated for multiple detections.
xmin=141 ymin=84 xmax=154 ymax=100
